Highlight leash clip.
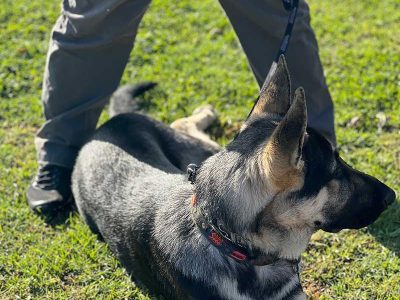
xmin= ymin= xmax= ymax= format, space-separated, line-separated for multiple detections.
xmin=187 ymin=163 xmax=199 ymax=184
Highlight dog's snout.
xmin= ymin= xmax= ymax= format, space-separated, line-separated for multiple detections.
xmin=373 ymin=177 xmax=396 ymax=209
xmin=360 ymin=171 xmax=396 ymax=209
xmin=383 ymin=188 xmax=396 ymax=207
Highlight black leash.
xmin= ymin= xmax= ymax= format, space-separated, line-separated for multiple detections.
xmin=279 ymin=0 xmax=300 ymax=60
xmin=247 ymin=0 xmax=300 ymax=119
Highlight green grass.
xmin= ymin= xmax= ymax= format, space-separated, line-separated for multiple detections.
xmin=1 ymin=0 xmax=399 ymax=299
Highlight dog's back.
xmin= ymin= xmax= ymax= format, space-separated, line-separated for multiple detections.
xmin=72 ymin=85 xmax=218 ymax=298
xmin=73 ymin=129 xmax=184 ymax=294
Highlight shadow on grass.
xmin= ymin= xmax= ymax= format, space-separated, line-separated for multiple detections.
xmin=37 ymin=202 xmax=77 ymax=227
xmin=368 ymin=201 xmax=400 ymax=256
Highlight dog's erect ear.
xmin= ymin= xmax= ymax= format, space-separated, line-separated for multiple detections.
xmin=250 ymin=55 xmax=291 ymax=118
xmin=263 ymin=87 xmax=307 ymax=191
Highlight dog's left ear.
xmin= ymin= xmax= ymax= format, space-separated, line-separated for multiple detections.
xmin=249 ymin=55 xmax=292 ymax=119
xmin=263 ymin=87 xmax=307 ymax=191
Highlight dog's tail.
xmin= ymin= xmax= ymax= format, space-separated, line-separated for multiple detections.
xmin=109 ymin=82 xmax=157 ymax=117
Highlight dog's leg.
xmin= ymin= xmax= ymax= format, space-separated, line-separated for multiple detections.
xmin=170 ymin=105 xmax=221 ymax=150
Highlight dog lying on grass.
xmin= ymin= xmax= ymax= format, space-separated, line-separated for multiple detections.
xmin=72 ymin=56 xmax=395 ymax=300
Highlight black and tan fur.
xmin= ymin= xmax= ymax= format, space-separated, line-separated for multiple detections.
xmin=72 ymin=56 xmax=395 ymax=300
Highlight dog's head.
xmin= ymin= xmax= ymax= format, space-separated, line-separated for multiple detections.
xmin=195 ymin=56 xmax=395 ymax=259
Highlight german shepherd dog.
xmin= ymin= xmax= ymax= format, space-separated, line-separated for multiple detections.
xmin=72 ymin=56 xmax=395 ymax=300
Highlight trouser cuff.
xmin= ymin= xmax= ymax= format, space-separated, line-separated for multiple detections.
xmin=36 ymin=138 xmax=79 ymax=169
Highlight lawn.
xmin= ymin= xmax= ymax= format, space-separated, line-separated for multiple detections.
xmin=1 ymin=0 xmax=399 ymax=299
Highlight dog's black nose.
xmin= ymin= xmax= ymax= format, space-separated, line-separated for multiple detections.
xmin=383 ymin=189 xmax=396 ymax=207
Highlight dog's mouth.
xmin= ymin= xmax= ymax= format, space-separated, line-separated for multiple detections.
xmin=322 ymin=226 xmax=342 ymax=233
xmin=321 ymin=214 xmax=380 ymax=233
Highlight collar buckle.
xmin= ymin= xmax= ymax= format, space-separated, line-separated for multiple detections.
xmin=187 ymin=163 xmax=199 ymax=184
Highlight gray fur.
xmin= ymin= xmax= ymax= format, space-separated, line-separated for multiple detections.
xmin=73 ymin=113 xmax=303 ymax=299
xmin=72 ymin=57 xmax=394 ymax=299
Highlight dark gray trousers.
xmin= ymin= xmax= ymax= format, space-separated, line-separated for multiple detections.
xmin=35 ymin=0 xmax=335 ymax=168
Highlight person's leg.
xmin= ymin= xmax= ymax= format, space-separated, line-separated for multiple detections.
xmin=28 ymin=0 xmax=151 ymax=213
xmin=36 ymin=0 xmax=151 ymax=169
xmin=219 ymin=0 xmax=336 ymax=144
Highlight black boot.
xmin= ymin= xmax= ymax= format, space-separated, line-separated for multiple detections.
xmin=26 ymin=165 xmax=72 ymax=214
